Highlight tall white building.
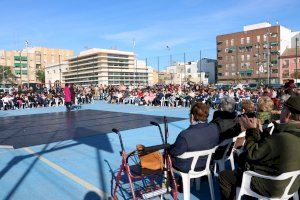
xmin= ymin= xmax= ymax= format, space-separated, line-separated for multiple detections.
xmin=62 ymin=48 xmax=152 ymax=86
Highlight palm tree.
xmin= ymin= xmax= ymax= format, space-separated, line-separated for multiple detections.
xmin=0 ymin=65 xmax=17 ymax=85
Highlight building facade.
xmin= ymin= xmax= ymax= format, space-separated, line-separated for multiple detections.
xmin=165 ymin=61 xmax=208 ymax=85
xmin=63 ymin=48 xmax=152 ymax=86
xmin=0 ymin=47 xmax=74 ymax=85
xmin=280 ymin=48 xmax=300 ymax=83
xmin=45 ymin=62 xmax=69 ymax=88
xmin=216 ymin=22 xmax=296 ymax=84
xmin=197 ymin=58 xmax=217 ymax=83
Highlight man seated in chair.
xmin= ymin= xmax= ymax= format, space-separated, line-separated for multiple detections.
xmin=170 ymin=102 xmax=219 ymax=173
xmin=218 ymin=96 xmax=300 ymax=200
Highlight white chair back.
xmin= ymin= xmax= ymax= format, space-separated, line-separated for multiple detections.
xmin=175 ymin=146 xmax=217 ymax=200
xmin=177 ymin=147 xmax=217 ymax=175
xmin=237 ymin=170 xmax=300 ymax=200
xmin=262 ymin=122 xmax=275 ymax=135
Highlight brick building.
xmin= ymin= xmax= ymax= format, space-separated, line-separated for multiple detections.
xmin=280 ymin=48 xmax=300 ymax=83
xmin=216 ymin=22 xmax=295 ymax=84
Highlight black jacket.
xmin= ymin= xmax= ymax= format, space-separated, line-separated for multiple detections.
xmin=170 ymin=122 xmax=219 ymax=173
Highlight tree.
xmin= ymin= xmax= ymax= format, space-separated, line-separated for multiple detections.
xmin=0 ymin=65 xmax=17 ymax=85
xmin=36 ymin=70 xmax=45 ymax=83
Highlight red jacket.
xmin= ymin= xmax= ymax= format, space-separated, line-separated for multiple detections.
xmin=64 ymin=86 xmax=71 ymax=103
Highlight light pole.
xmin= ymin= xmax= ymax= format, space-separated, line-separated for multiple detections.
xmin=25 ymin=40 xmax=29 ymax=88
xmin=59 ymin=54 xmax=62 ymax=86
xmin=266 ymin=29 xmax=271 ymax=85
xmin=296 ymin=38 xmax=299 ymax=83
xmin=1 ymin=55 xmax=5 ymax=85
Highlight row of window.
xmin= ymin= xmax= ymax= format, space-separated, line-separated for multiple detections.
xmin=108 ymin=72 xmax=148 ymax=76
xmin=223 ymin=33 xmax=278 ymax=46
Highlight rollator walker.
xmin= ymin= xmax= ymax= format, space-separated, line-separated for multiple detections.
xmin=111 ymin=116 xmax=178 ymax=200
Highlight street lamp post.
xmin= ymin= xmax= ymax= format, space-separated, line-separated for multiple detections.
xmin=25 ymin=40 xmax=29 ymax=88
xmin=296 ymin=38 xmax=299 ymax=83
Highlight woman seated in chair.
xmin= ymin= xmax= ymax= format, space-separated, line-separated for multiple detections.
xmin=170 ymin=102 xmax=219 ymax=173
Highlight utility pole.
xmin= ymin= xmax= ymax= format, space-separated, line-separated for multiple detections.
xmin=199 ymin=50 xmax=202 ymax=84
xmin=296 ymin=38 xmax=299 ymax=83
xmin=183 ymin=52 xmax=186 ymax=83
xmin=266 ymin=28 xmax=270 ymax=85
xmin=25 ymin=40 xmax=29 ymax=88
xmin=19 ymin=50 xmax=22 ymax=86
xmin=157 ymin=56 xmax=160 ymax=83
xmin=59 ymin=54 xmax=62 ymax=86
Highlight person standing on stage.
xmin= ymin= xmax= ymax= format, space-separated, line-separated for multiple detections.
xmin=64 ymin=83 xmax=72 ymax=111
xmin=70 ymin=83 xmax=76 ymax=106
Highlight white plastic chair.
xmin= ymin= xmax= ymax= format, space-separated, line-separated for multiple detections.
xmin=236 ymin=170 xmax=300 ymax=200
xmin=262 ymin=122 xmax=275 ymax=135
xmin=174 ymin=147 xmax=217 ymax=200
xmin=214 ymin=131 xmax=246 ymax=177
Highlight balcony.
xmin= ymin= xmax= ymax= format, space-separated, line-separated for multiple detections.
xmin=14 ymin=56 xmax=28 ymax=61
xmin=271 ymin=60 xmax=278 ymax=65
xmin=217 ymin=41 xmax=223 ymax=45
xmin=270 ymin=42 xmax=279 ymax=46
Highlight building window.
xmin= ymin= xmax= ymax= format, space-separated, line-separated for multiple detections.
xmin=241 ymin=55 xmax=245 ymax=61
xmin=263 ymin=34 xmax=267 ymax=42
xmin=257 ymin=35 xmax=261 ymax=43
xmin=241 ymin=38 xmax=244 ymax=44
xmin=231 ymin=55 xmax=234 ymax=62
xmin=226 ymin=40 xmax=229 ymax=46
xmin=230 ymin=39 xmax=234 ymax=46
xmin=246 ymin=37 xmax=250 ymax=44
xmin=247 ymin=54 xmax=250 ymax=60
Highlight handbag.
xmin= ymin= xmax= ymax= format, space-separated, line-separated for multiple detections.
xmin=136 ymin=145 xmax=164 ymax=171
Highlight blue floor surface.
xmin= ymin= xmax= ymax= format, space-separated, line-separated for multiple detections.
xmin=0 ymin=101 xmax=220 ymax=200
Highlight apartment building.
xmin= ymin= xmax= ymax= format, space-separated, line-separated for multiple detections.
xmin=165 ymin=61 xmax=208 ymax=85
xmin=216 ymin=22 xmax=295 ymax=84
xmin=280 ymin=48 xmax=300 ymax=83
xmin=0 ymin=47 xmax=74 ymax=85
xmin=63 ymin=48 xmax=152 ymax=86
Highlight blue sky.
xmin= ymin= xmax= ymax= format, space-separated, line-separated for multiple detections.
xmin=1 ymin=0 xmax=300 ymax=67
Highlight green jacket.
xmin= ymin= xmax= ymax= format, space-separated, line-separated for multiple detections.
xmin=242 ymin=121 xmax=300 ymax=198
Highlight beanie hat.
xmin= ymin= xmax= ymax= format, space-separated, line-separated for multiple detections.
xmin=284 ymin=96 xmax=300 ymax=114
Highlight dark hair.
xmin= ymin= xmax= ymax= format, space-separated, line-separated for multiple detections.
xmin=190 ymin=102 xmax=209 ymax=122
xmin=65 ymin=83 xmax=69 ymax=87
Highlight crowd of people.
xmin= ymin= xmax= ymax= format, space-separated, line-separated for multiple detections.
xmin=168 ymin=80 xmax=300 ymax=199
xmin=104 ymin=81 xmax=299 ymax=111
xmin=1 ymin=80 xmax=300 ymax=198
xmin=0 ymin=84 xmax=94 ymax=111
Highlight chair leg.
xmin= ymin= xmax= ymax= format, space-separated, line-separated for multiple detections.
xmin=229 ymin=154 xmax=235 ymax=170
xmin=195 ymin=177 xmax=201 ymax=191
xmin=181 ymin=174 xmax=190 ymax=200
xmin=236 ymin=187 xmax=242 ymax=200
xmin=208 ymin=173 xmax=215 ymax=200
xmin=293 ymin=191 xmax=299 ymax=200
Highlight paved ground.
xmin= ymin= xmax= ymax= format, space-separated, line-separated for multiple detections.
xmin=0 ymin=101 xmax=220 ymax=200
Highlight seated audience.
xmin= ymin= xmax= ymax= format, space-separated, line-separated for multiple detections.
xmin=218 ymin=96 xmax=300 ymax=200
